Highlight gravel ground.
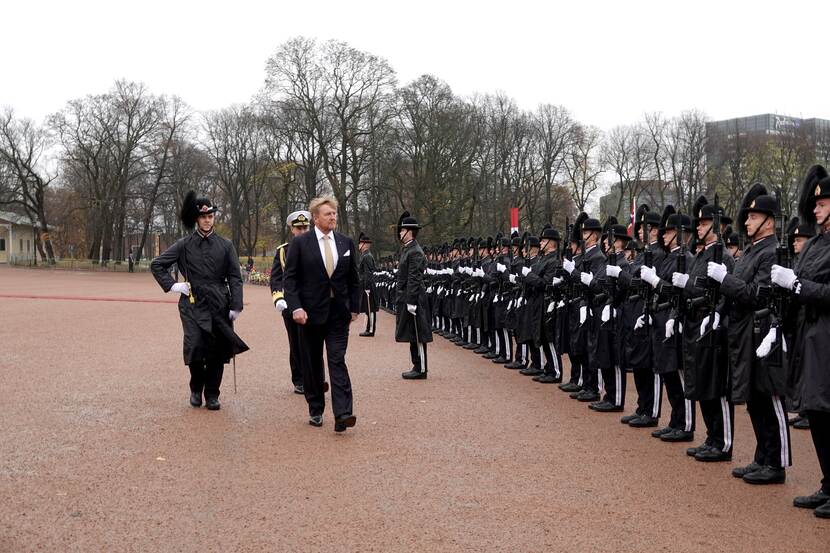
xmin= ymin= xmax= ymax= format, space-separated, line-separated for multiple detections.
xmin=1 ymin=266 xmax=828 ymax=552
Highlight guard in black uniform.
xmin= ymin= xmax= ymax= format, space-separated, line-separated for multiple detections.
xmin=616 ymin=206 xmax=665 ymax=428
xmin=674 ymin=198 xmax=736 ymax=461
xmin=640 ymin=208 xmax=696 ymax=443
xmin=151 ymin=191 xmax=249 ymax=410
xmin=778 ymin=166 xmax=830 ymax=516
xmin=395 ymin=212 xmax=433 ymax=379
xmin=270 ymin=210 xmax=311 ymax=394
xmin=358 ymin=232 xmax=378 ymax=337
xmin=707 ymin=184 xmax=791 ymax=484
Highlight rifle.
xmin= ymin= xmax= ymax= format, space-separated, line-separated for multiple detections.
xmin=756 ymin=189 xmax=790 ymax=365
xmin=694 ymin=195 xmax=724 ymax=345
xmin=661 ymin=210 xmax=687 ymax=346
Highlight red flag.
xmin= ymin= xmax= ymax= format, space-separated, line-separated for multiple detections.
xmin=510 ymin=208 xmax=519 ymax=234
xmin=627 ymin=198 xmax=636 ymax=237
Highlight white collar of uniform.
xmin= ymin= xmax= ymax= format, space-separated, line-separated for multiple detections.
xmin=585 ymin=244 xmax=598 ymax=253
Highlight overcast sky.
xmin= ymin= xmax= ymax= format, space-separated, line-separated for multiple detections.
xmin=3 ymin=0 xmax=827 ymax=130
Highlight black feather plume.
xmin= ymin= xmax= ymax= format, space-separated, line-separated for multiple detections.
xmin=180 ymin=190 xmax=198 ymax=231
xmin=798 ymin=165 xmax=828 ymax=227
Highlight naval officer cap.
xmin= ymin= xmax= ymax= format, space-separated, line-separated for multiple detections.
xmin=287 ymin=210 xmax=311 ymax=227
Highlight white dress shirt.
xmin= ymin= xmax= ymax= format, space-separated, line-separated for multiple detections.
xmin=315 ymin=226 xmax=339 ymax=272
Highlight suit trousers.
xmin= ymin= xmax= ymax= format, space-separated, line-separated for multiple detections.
xmin=282 ymin=312 xmax=303 ymax=387
xmin=298 ymin=308 xmax=354 ymax=419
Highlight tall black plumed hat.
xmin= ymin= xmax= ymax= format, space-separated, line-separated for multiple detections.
xmin=798 ymin=164 xmax=830 ymax=228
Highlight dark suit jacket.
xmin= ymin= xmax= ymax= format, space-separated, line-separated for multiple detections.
xmin=283 ymin=228 xmax=361 ymax=325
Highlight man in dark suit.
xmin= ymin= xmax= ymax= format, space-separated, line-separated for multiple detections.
xmin=283 ymin=196 xmax=362 ymax=432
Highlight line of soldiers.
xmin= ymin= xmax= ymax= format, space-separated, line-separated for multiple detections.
xmin=368 ymin=166 xmax=830 ymax=519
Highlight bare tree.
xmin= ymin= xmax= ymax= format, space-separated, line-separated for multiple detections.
xmin=564 ymin=124 xmax=603 ymax=213
xmin=0 ymin=108 xmax=57 ymax=263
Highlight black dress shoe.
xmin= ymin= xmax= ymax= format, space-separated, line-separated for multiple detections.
xmin=591 ymin=402 xmax=624 ymax=413
xmin=628 ymin=415 xmax=659 ymax=428
xmin=519 ymin=366 xmax=543 ymax=376
xmin=205 ymin=397 xmax=221 ymax=411
xmin=794 ymin=490 xmax=830 ymax=509
xmin=620 ymin=413 xmax=640 ymax=424
xmin=576 ymin=391 xmax=600 ymax=402
xmin=491 ymin=356 xmax=508 ymax=364
xmin=815 ymin=501 xmax=830 ymax=518
xmin=732 ymin=462 xmax=762 ymax=478
xmin=463 ymin=342 xmax=479 ymax=350
xmin=334 ymin=414 xmax=357 ymax=432
xmin=660 ymin=429 xmax=694 ymax=442
xmin=651 ymin=426 xmax=673 ymax=438
xmin=560 ymin=382 xmax=581 ymax=393
xmin=482 ymin=352 xmax=498 ymax=359
xmin=293 ymin=384 xmax=305 ymax=395
xmin=533 ymin=374 xmax=560 ymax=384
xmin=695 ymin=448 xmax=732 ymax=462
xmin=742 ymin=465 xmax=786 ymax=485
xmin=309 ymin=415 xmax=323 ymax=427
xmin=190 ymin=392 xmax=202 ymax=407
xmin=323 ymin=381 xmax=330 ymax=393
xmin=402 ymin=369 xmax=427 ymax=380
xmin=793 ymin=417 xmax=810 ymax=430
xmin=359 ymin=332 xmax=375 ymax=337
xmin=473 ymin=346 xmax=489 ymax=354
xmin=505 ymin=362 xmax=525 ymax=370
xmin=588 ymin=400 xmax=609 ymax=411
xmin=687 ymin=443 xmax=710 ymax=457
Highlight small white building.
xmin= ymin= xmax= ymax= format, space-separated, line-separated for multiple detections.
xmin=0 ymin=211 xmax=38 ymax=264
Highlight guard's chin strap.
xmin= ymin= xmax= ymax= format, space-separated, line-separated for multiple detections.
xmin=819 ymin=211 xmax=830 ymax=228
xmin=747 ymin=215 xmax=771 ymax=241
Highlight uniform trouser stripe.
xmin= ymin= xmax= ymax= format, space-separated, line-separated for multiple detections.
xmin=652 ymin=374 xmax=662 ymax=419
xmin=549 ymin=343 xmax=560 ymax=378
xmin=598 ymin=371 xmax=605 ymax=396
xmin=720 ymin=396 xmax=733 ymax=453
xmin=522 ymin=344 xmax=528 ymax=365
xmin=418 ymin=342 xmax=428 ymax=373
xmin=772 ymin=395 xmax=792 ymax=467
xmin=494 ymin=331 xmax=501 ymax=355
xmin=503 ymin=329 xmax=511 ymax=360
xmin=615 ymin=366 xmax=622 ymax=407
xmin=577 ymin=356 xmax=584 ymax=386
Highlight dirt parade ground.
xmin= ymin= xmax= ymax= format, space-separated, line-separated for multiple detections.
xmin=1 ymin=266 xmax=828 ymax=553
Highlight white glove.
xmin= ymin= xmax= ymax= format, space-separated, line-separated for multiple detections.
xmin=275 ymin=299 xmax=288 ymax=313
xmin=509 ymin=274 xmax=517 ymax=284
xmin=507 ymin=300 xmax=514 ymax=309
xmin=606 ymin=265 xmax=621 ymax=278
xmin=556 ymin=300 xmax=565 ymax=309
xmin=497 ymin=263 xmax=506 ymax=273
xmin=521 ymin=266 xmax=532 ymax=277
xmin=699 ymin=312 xmax=721 ymax=337
xmin=665 ymin=318 xmax=676 ymax=339
xmin=547 ymin=302 xmax=555 ymax=313
xmin=601 ymin=304 xmax=612 ymax=323
xmin=771 ymin=265 xmax=797 ymax=290
xmin=579 ymin=305 xmax=588 ymax=325
xmin=229 ymin=310 xmax=240 ymax=321
xmin=634 ymin=314 xmax=652 ymax=330
xmin=756 ymin=326 xmax=788 ymax=358
xmin=552 ymin=277 xmax=563 ymax=286
xmin=672 ymin=272 xmax=689 ymax=289
xmin=580 ymin=272 xmax=594 ymax=286
xmin=563 ymin=258 xmax=575 ymax=274
xmin=170 ymin=282 xmax=190 ymax=295
xmin=407 ymin=303 xmax=417 ymax=314
xmin=707 ymin=262 xmax=727 ymax=283
xmin=476 ymin=268 xmax=485 ymax=278
xmin=640 ymin=265 xmax=660 ymax=288
xmin=493 ymin=295 xmax=499 ymax=303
